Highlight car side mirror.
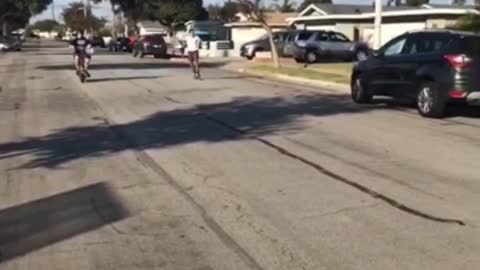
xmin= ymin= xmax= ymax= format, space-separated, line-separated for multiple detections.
xmin=371 ymin=49 xmax=383 ymax=58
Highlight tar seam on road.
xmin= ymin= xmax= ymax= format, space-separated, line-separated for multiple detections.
xmin=200 ymin=114 xmax=466 ymax=227
xmin=72 ymin=87 xmax=265 ymax=270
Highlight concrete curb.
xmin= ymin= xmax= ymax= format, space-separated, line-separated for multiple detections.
xmin=226 ymin=65 xmax=350 ymax=93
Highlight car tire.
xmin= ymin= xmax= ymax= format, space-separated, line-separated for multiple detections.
xmin=294 ymin=57 xmax=304 ymax=63
xmin=416 ymin=81 xmax=445 ymax=118
xmin=154 ymin=54 xmax=162 ymax=59
xmin=306 ymin=50 xmax=318 ymax=64
xmin=351 ymin=74 xmax=373 ymax=104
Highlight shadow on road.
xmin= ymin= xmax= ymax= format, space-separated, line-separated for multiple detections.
xmin=0 ymin=182 xmax=129 ymax=263
xmin=37 ymin=62 xmax=227 ymax=71
xmin=0 ymin=94 xmax=381 ymax=169
xmin=87 ymin=76 xmax=161 ymax=83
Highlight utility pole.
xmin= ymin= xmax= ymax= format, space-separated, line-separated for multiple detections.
xmin=83 ymin=0 xmax=87 ymax=19
xmin=373 ymin=0 xmax=382 ymax=49
xmin=51 ymin=0 xmax=56 ymax=21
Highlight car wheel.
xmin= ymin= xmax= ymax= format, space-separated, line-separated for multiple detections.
xmin=306 ymin=50 xmax=318 ymax=64
xmin=351 ymin=74 xmax=372 ymax=104
xmin=417 ymin=81 xmax=445 ymax=118
xmin=294 ymin=57 xmax=304 ymax=63
xmin=154 ymin=54 xmax=162 ymax=59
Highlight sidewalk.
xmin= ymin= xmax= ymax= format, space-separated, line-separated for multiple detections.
xmin=224 ymin=57 xmax=351 ymax=93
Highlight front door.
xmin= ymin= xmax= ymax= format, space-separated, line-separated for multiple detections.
xmin=328 ymin=32 xmax=352 ymax=59
xmin=366 ymin=34 xmax=409 ymax=95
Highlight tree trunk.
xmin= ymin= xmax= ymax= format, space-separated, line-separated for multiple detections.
xmin=111 ymin=3 xmax=116 ymax=37
xmin=263 ymin=24 xmax=280 ymax=69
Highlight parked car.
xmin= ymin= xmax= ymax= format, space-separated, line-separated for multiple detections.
xmin=108 ymin=37 xmax=132 ymax=52
xmin=0 ymin=40 xmax=7 ymax=51
xmin=351 ymin=30 xmax=480 ymax=118
xmin=282 ymin=30 xmax=304 ymax=57
xmin=0 ymin=36 xmax=22 ymax=51
xmin=29 ymin=32 xmax=40 ymax=39
xmin=90 ymin=36 xmax=106 ymax=48
xmin=132 ymin=34 xmax=168 ymax=58
xmin=240 ymin=31 xmax=288 ymax=60
xmin=293 ymin=30 xmax=369 ymax=63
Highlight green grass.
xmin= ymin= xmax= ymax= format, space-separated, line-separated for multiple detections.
xmin=249 ymin=63 xmax=352 ymax=84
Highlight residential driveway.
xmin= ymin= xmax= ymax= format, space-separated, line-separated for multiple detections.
xmin=0 ymin=40 xmax=479 ymax=270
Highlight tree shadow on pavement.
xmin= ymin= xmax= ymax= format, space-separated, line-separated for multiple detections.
xmin=87 ymin=76 xmax=161 ymax=83
xmin=0 ymin=94 xmax=380 ymax=169
xmin=0 ymin=182 xmax=130 ymax=263
xmin=37 ymin=62 xmax=227 ymax=71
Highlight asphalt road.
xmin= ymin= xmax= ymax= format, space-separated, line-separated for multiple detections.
xmin=0 ymin=40 xmax=479 ymax=270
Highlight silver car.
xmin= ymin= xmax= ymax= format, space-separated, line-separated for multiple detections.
xmin=293 ymin=30 xmax=369 ymax=63
xmin=240 ymin=31 xmax=288 ymax=60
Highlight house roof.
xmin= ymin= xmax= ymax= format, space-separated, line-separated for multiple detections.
xmin=292 ymin=4 xmax=480 ymax=25
xmin=423 ymin=4 xmax=477 ymax=9
xmin=299 ymin=4 xmax=416 ymax=17
xmin=226 ymin=12 xmax=298 ymax=27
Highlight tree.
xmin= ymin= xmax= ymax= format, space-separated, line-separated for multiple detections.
xmin=273 ymin=0 xmax=295 ymax=12
xmin=208 ymin=1 xmax=241 ymax=22
xmin=453 ymin=14 xmax=480 ymax=33
xmin=62 ymin=2 xmax=107 ymax=32
xmin=146 ymin=0 xmax=204 ymax=30
xmin=405 ymin=0 xmax=429 ymax=5
xmin=32 ymin=19 xmax=59 ymax=33
xmin=452 ymin=0 xmax=466 ymax=5
xmin=0 ymin=0 xmax=53 ymax=36
xmin=236 ymin=0 xmax=280 ymax=68
xmin=297 ymin=0 xmax=331 ymax=12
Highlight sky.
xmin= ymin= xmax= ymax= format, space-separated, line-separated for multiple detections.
xmin=32 ymin=0 xmax=473 ymax=23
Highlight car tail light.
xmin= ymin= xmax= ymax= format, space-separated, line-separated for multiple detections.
xmin=445 ymin=54 xmax=472 ymax=69
xmin=448 ymin=90 xmax=467 ymax=98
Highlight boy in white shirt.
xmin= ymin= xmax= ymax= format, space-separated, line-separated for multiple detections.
xmin=185 ymin=30 xmax=202 ymax=79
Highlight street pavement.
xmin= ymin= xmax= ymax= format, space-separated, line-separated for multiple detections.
xmin=0 ymin=40 xmax=479 ymax=270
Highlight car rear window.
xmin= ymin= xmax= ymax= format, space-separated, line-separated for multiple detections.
xmin=145 ymin=35 xmax=165 ymax=43
xmin=298 ymin=32 xmax=313 ymax=41
xmin=458 ymin=36 xmax=480 ymax=55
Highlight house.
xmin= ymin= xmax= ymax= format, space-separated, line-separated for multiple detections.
xmin=226 ymin=11 xmax=298 ymax=56
xmin=137 ymin=21 xmax=168 ymax=36
xmin=32 ymin=30 xmax=59 ymax=39
xmin=289 ymin=4 xmax=480 ymax=47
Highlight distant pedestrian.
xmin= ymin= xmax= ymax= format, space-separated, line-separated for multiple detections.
xmin=185 ymin=30 xmax=202 ymax=79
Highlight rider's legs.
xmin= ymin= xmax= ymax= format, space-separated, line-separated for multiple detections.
xmin=193 ymin=51 xmax=200 ymax=77
xmin=84 ymin=56 xmax=91 ymax=77
xmin=74 ymin=54 xmax=80 ymax=72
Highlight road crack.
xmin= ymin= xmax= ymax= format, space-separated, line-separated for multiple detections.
xmin=200 ymin=114 xmax=466 ymax=226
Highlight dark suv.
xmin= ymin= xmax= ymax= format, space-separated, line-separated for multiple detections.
xmin=351 ymin=30 xmax=480 ymax=118
xmin=132 ymin=34 xmax=168 ymax=58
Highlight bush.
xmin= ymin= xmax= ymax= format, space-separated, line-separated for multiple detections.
xmin=453 ymin=14 xmax=480 ymax=33
xmin=99 ymin=27 xmax=112 ymax=37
